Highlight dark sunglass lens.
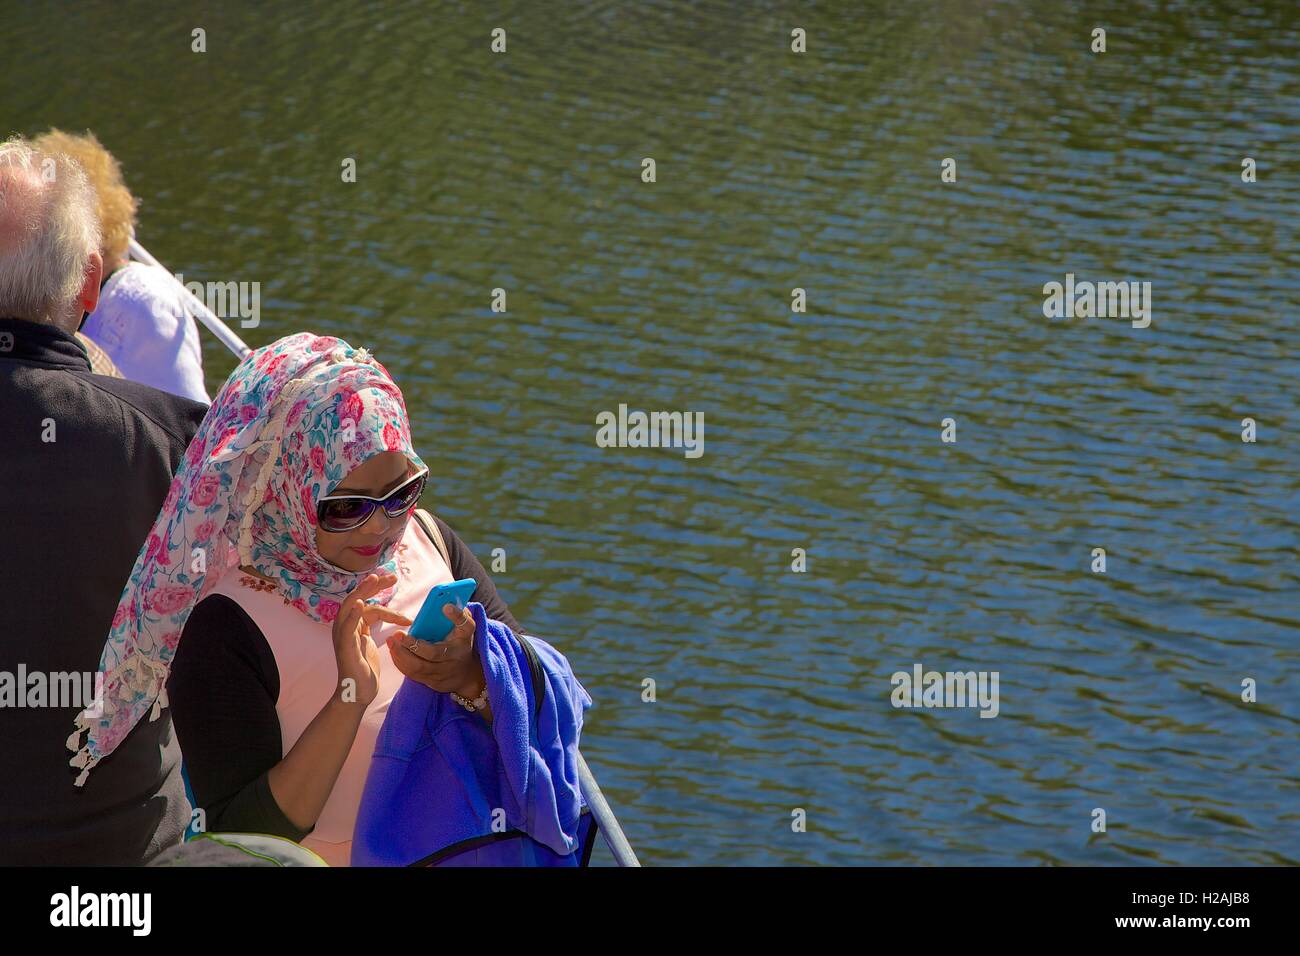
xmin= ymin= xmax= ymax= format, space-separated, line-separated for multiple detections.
xmin=319 ymin=498 xmax=373 ymax=531
xmin=384 ymin=475 xmax=425 ymax=516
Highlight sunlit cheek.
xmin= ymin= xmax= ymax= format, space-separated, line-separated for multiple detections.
xmin=315 ymin=530 xmax=348 ymax=563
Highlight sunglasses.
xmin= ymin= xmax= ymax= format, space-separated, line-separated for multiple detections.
xmin=316 ymin=467 xmax=429 ymax=533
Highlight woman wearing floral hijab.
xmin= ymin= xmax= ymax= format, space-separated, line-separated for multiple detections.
xmin=69 ymin=332 xmax=593 ymax=866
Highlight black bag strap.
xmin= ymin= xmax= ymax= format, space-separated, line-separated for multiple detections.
xmin=412 ymin=509 xmax=544 ymax=720
xmin=515 ymin=631 xmax=546 ymax=722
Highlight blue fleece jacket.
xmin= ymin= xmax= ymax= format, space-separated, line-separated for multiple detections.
xmin=351 ymin=602 xmax=595 ymax=866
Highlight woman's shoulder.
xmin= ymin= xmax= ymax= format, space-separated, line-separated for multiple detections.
xmin=173 ymin=592 xmax=279 ymax=692
xmin=185 ymin=591 xmax=265 ymax=640
xmin=192 ymin=589 xmax=252 ymax=613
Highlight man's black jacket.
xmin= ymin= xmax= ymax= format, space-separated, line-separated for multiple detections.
xmin=0 ymin=317 xmax=209 ymax=864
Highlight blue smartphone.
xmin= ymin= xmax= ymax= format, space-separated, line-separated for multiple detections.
xmin=407 ymin=578 xmax=477 ymax=643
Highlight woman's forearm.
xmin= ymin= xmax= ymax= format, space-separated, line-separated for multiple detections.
xmin=266 ymin=697 xmax=365 ymax=832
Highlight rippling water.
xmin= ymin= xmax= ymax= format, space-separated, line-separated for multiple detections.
xmin=5 ymin=0 xmax=1298 ymax=864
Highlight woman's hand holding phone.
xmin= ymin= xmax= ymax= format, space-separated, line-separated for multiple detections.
xmin=389 ymin=603 xmax=484 ymax=700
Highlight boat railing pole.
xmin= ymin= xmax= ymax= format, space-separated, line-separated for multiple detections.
xmin=128 ymin=238 xmax=252 ymax=360
xmin=576 ymin=751 xmax=640 ymax=867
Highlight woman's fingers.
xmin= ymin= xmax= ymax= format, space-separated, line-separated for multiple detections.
xmin=442 ymin=603 xmax=472 ymax=626
xmin=441 ymin=605 xmax=475 ymax=642
xmin=389 ymin=638 xmax=440 ymax=676
xmin=339 ymin=575 xmax=379 ymax=628
xmin=448 ymin=612 xmax=475 ymax=648
xmin=390 ymin=657 xmax=459 ymax=692
xmin=335 ymin=600 xmax=363 ymax=646
xmin=336 ymin=574 xmax=399 ymax=637
xmin=388 ymin=638 xmax=419 ymax=668
xmin=416 ymin=643 xmax=471 ymax=670
xmin=403 ymin=636 xmax=451 ymax=663
xmin=391 ymin=637 xmax=456 ymax=672
xmin=350 ymin=572 xmax=396 ymax=603
xmin=363 ymin=631 xmax=382 ymax=670
xmin=360 ymin=605 xmax=412 ymax=627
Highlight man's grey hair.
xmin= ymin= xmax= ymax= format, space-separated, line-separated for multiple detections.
xmin=0 ymin=136 xmax=101 ymax=323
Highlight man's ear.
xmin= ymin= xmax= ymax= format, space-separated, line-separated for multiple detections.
xmin=77 ymin=250 xmax=104 ymax=316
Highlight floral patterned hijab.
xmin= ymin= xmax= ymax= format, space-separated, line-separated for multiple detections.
xmin=67 ymin=332 xmax=427 ymax=785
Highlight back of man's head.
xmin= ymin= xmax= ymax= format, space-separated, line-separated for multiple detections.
xmin=0 ymin=137 xmax=102 ymax=330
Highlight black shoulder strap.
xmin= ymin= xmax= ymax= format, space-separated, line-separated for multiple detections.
xmin=516 ymin=632 xmax=546 ymax=722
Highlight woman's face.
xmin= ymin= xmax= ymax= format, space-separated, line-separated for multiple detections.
xmin=315 ymin=450 xmax=417 ymax=572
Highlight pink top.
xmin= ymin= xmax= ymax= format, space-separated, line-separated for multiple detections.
xmin=207 ymin=515 xmax=452 ymax=866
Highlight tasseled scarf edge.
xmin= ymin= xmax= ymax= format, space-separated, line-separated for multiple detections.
xmin=65 ymin=652 xmax=171 ymax=788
